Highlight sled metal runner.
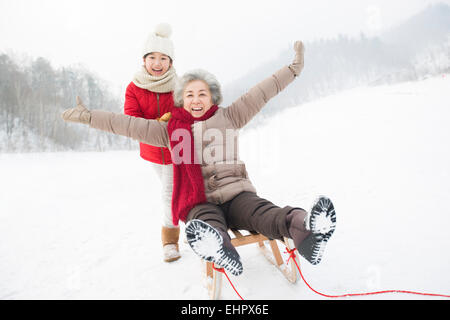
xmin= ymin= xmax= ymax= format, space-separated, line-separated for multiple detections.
xmin=204 ymin=229 xmax=299 ymax=299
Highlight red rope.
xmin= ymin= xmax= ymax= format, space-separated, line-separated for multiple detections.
xmin=212 ymin=263 xmax=244 ymax=300
xmin=285 ymin=247 xmax=450 ymax=299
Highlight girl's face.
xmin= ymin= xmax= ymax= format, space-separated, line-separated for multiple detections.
xmin=143 ymin=52 xmax=172 ymax=77
xmin=182 ymin=80 xmax=213 ymax=118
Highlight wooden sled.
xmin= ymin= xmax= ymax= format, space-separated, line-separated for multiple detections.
xmin=204 ymin=229 xmax=300 ymax=300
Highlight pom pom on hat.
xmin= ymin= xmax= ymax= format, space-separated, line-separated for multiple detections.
xmin=154 ymin=23 xmax=172 ymax=38
xmin=142 ymin=23 xmax=175 ymax=60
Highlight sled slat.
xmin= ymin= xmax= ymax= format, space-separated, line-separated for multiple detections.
xmin=206 ymin=261 xmax=213 ymax=278
xmin=205 ymin=230 xmax=298 ymax=299
xmin=269 ymin=240 xmax=284 ymax=266
xmin=231 ymin=232 xmax=268 ymax=247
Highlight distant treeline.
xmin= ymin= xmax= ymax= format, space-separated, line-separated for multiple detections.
xmin=222 ymin=4 xmax=450 ymax=128
xmin=222 ymin=34 xmax=450 ymax=129
xmin=1 ymin=4 xmax=449 ymax=152
xmin=0 ymin=54 xmax=134 ymax=152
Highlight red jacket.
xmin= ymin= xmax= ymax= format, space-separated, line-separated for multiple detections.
xmin=124 ymin=82 xmax=173 ymax=164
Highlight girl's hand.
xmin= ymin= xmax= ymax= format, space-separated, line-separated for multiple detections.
xmin=157 ymin=112 xmax=172 ymax=122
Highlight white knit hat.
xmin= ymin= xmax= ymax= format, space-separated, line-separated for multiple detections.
xmin=142 ymin=23 xmax=175 ymax=60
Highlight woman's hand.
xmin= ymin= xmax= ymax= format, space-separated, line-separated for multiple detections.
xmin=61 ymin=96 xmax=92 ymax=125
xmin=289 ymin=41 xmax=305 ymax=76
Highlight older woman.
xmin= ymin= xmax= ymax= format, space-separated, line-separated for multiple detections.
xmin=62 ymin=41 xmax=336 ymax=276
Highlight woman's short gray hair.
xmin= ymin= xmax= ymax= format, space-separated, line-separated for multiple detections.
xmin=173 ymin=69 xmax=223 ymax=107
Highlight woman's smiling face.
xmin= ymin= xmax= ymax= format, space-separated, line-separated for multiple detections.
xmin=143 ymin=52 xmax=172 ymax=77
xmin=182 ymin=80 xmax=214 ymax=118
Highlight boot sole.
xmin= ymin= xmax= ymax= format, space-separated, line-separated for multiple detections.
xmin=299 ymin=196 xmax=336 ymax=265
xmin=185 ymin=219 xmax=243 ymax=276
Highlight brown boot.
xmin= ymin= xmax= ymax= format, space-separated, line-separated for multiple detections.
xmin=161 ymin=226 xmax=181 ymax=262
xmin=286 ymin=209 xmax=311 ymax=249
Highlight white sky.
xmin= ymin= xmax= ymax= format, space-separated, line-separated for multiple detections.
xmin=1 ymin=0 xmax=449 ymax=95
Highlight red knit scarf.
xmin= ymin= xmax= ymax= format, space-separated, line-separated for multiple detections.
xmin=167 ymin=105 xmax=219 ymax=226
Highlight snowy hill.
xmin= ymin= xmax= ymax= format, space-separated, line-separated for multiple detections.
xmin=1 ymin=74 xmax=450 ymax=300
xmin=222 ymin=3 xmax=450 ymax=121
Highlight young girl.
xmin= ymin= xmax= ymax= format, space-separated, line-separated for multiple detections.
xmin=124 ymin=23 xmax=179 ymax=262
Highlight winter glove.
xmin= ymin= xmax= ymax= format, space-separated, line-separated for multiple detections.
xmin=157 ymin=112 xmax=172 ymax=122
xmin=289 ymin=41 xmax=305 ymax=76
xmin=61 ymin=96 xmax=91 ymax=125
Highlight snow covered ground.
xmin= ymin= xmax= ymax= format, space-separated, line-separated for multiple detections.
xmin=1 ymin=74 xmax=450 ymax=300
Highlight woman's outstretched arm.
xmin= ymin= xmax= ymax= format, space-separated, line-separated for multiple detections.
xmin=62 ymin=97 xmax=170 ymax=148
xmin=224 ymin=41 xmax=304 ymax=129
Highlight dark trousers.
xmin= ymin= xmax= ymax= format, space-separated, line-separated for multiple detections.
xmin=186 ymin=192 xmax=299 ymax=241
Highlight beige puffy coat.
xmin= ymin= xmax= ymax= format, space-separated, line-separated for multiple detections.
xmin=90 ymin=66 xmax=296 ymax=204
